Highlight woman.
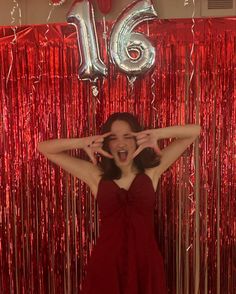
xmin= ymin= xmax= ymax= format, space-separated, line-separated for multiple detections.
xmin=37 ymin=112 xmax=201 ymax=294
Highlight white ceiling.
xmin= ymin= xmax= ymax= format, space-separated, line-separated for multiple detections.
xmin=0 ymin=0 xmax=235 ymax=26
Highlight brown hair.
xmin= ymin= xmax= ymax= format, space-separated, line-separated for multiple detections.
xmin=98 ymin=112 xmax=161 ymax=180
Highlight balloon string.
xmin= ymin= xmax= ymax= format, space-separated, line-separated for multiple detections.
xmin=183 ymin=0 xmax=196 ymax=85
xmin=146 ymin=20 xmax=150 ymax=37
xmin=11 ymin=0 xmax=22 ymax=27
xmin=102 ymin=16 xmax=108 ymax=95
xmin=183 ymin=1 xmax=196 ymax=256
xmin=151 ymin=71 xmax=158 ymax=123
xmin=47 ymin=2 xmax=55 ymax=22
xmin=47 ymin=1 xmax=67 ymax=20
xmin=184 ymin=0 xmax=189 ymax=6
xmin=189 ymin=0 xmax=195 ymax=85
xmin=186 ymin=244 xmax=192 ymax=251
xmin=91 ymin=84 xmax=100 ymax=100
xmin=187 ymin=0 xmax=196 ymax=218
xmin=6 ymin=51 xmax=13 ymax=87
xmin=102 ymin=16 xmax=108 ymax=53
xmin=6 ymin=0 xmax=21 ymax=86
xmin=127 ymin=76 xmax=136 ymax=113
xmin=127 ymin=76 xmax=136 ymax=93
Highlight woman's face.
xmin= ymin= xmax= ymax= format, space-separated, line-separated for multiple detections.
xmin=108 ymin=120 xmax=137 ymax=166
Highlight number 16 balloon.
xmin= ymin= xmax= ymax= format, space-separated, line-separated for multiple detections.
xmin=66 ymin=0 xmax=158 ymax=80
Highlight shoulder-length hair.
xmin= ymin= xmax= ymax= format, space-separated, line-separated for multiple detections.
xmin=98 ymin=112 xmax=161 ymax=180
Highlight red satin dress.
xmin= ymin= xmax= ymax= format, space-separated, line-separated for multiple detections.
xmin=80 ymin=173 xmax=168 ymax=294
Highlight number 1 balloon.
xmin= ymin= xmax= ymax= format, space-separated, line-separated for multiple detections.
xmin=67 ymin=0 xmax=107 ymax=81
xmin=109 ymin=0 xmax=158 ymax=76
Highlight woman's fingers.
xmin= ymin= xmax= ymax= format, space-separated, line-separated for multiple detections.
xmin=86 ymin=143 xmax=113 ymax=161
xmin=153 ymin=145 xmax=163 ymax=156
xmin=136 ymin=137 xmax=149 ymax=145
xmin=88 ymin=145 xmax=113 ymax=159
xmin=87 ymin=132 xmax=112 ymax=147
xmin=136 ymin=134 xmax=156 ymax=146
xmin=138 ymin=133 xmax=150 ymax=140
xmin=132 ymin=145 xmax=144 ymax=159
xmin=87 ymin=139 xmax=104 ymax=148
xmin=132 ymin=141 xmax=162 ymax=158
xmin=94 ymin=138 xmax=104 ymax=143
xmin=91 ymin=132 xmax=113 ymax=145
xmin=91 ymin=141 xmax=103 ymax=148
xmin=130 ymin=131 xmax=138 ymax=137
xmin=86 ymin=150 xmax=97 ymax=165
xmin=98 ymin=148 xmax=114 ymax=158
xmin=101 ymin=131 xmax=113 ymax=138
xmin=130 ymin=131 xmax=146 ymax=141
xmin=131 ymin=131 xmax=150 ymax=140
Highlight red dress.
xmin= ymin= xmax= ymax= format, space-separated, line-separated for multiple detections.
xmin=80 ymin=173 xmax=168 ymax=294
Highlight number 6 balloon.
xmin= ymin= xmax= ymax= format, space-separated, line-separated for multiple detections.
xmin=67 ymin=0 xmax=107 ymax=81
xmin=109 ymin=0 xmax=158 ymax=76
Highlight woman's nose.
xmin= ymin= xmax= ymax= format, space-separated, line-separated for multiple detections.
xmin=117 ymin=140 xmax=126 ymax=147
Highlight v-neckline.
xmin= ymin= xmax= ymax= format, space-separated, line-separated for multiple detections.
xmin=112 ymin=173 xmax=141 ymax=191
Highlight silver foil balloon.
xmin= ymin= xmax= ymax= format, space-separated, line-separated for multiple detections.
xmin=67 ymin=0 xmax=107 ymax=81
xmin=109 ymin=0 xmax=158 ymax=76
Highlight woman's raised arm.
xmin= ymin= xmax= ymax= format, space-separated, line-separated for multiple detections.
xmin=132 ymin=124 xmax=201 ymax=177
xmin=37 ymin=133 xmax=113 ymax=196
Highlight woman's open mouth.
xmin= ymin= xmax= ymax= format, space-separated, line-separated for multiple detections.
xmin=117 ymin=150 xmax=128 ymax=162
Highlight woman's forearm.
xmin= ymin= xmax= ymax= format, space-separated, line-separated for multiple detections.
xmin=156 ymin=124 xmax=201 ymax=140
xmin=37 ymin=137 xmax=85 ymax=154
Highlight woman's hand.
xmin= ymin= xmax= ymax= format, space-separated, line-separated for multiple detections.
xmin=131 ymin=129 xmax=162 ymax=159
xmin=83 ymin=132 xmax=113 ymax=165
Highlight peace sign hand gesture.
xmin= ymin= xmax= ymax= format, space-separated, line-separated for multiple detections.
xmin=83 ymin=132 xmax=113 ymax=165
xmin=131 ymin=129 xmax=162 ymax=159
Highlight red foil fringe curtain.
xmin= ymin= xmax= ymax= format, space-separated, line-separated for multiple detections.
xmin=0 ymin=18 xmax=235 ymax=293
